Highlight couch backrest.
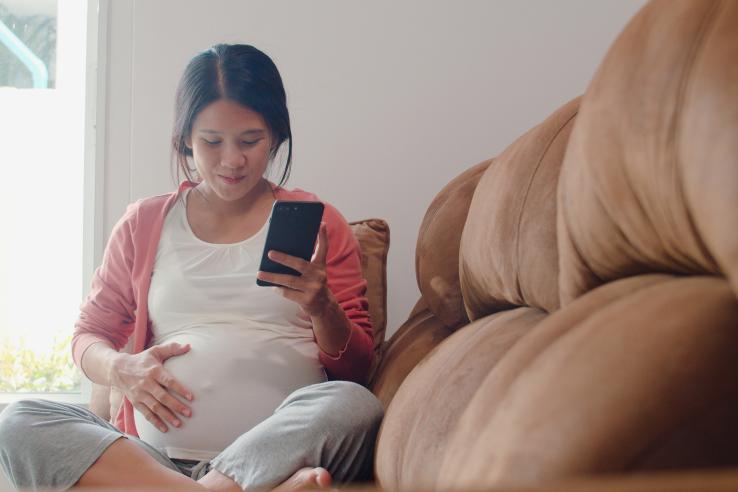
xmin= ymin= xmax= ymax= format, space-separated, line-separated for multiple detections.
xmin=459 ymin=97 xmax=580 ymax=320
xmin=557 ymin=0 xmax=738 ymax=304
xmin=375 ymin=73 xmax=583 ymax=492
xmin=414 ymin=160 xmax=491 ymax=328
xmin=413 ymin=95 xmax=582 ymax=326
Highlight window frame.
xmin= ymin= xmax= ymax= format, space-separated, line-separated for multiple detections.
xmin=0 ymin=0 xmax=108 ymax=412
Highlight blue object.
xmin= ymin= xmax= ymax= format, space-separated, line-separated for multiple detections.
xmin=0 ymin=18 xmax=49 ymax=88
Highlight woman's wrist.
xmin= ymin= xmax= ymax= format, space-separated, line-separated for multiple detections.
xmin=79 ymin=340 xmax=124 ymax=387
xmin=311 ymin=297 xmax=352 ymax=357
xmin=107 ymin=351 xmax=129 ymax=389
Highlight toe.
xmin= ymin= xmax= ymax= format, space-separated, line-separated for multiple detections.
xmin=314 ymin=468 xmax=332 ymax=489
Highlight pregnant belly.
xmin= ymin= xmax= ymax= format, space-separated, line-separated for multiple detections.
xmin=134 ymin=328 xmax=327 ymax=460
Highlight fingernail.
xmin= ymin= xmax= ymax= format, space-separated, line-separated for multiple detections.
xmin=184 ymin=409 xmax=191 ymax=417
xmin=174 ymin=420 xmax=181 ymax=427
xmin=160 ymin=426 xmax=167 ymax=433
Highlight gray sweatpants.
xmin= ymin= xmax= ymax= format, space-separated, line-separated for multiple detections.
xmin=0 ymin=381 xmax=383 ymax=491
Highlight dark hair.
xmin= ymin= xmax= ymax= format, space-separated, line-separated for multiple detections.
xmin=171 ymin=44 xmax=292 ymax=186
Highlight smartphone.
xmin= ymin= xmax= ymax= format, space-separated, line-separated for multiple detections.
xmin=256 ymin=200 xmax=325 ymax=287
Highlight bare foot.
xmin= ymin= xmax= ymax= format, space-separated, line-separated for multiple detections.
xmin=272 ymin=467 xmax=333 ymax=492
xmin=198 ymin=467 xmax=332 ymax=492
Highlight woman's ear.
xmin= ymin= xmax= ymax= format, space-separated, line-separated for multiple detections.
xmin=184 ymin=135 xmax=193 ymax=151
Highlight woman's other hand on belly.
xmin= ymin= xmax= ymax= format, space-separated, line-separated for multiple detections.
xmin=111 ymin=342 xmax=195 ymax=433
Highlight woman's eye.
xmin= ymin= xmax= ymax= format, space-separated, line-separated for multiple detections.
xmin=201 ymin=138 xmax=260 ymax=146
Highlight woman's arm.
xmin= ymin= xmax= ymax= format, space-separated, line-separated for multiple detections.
xmin=72 ymin=204 xmax=138 ymax=376
xmin=73 ymin=202 xmax=193 ymax=431
xmin=79 ymin=340 xmax=125 ymax=386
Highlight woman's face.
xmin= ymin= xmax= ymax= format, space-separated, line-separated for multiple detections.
xmin=187 ymin=98 xmax=274 ymax=203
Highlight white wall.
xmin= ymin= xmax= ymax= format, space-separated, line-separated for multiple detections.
xmin=102 ymin=0 xmax=646 ymax=337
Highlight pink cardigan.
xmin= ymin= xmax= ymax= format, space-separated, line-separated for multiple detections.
xmin=72 ymin=181 xmax=374 ymax=435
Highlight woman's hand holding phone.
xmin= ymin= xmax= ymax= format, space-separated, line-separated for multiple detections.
xmin=257 ymin=223 xmax=336 ymax=317
xmin=110 ymin=342 xmax=194 ymax=433
xmin=256 ymin=214 xmax=353 ymax=356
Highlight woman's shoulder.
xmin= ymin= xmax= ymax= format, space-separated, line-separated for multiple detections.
xmin=128 ymin=183 xmax=191 ymax=214
xmin=272 ymin=184 xmax=319 ymax=203
xmin=114 ymin=189 xmax=181 ymax=232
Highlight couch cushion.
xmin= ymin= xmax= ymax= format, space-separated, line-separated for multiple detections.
xmin=374 ymin=307 xmax=544 ymax=490
xmin=369 ymin=303 xmax=453 ymax=409
xmin=349 ymin=218 xmax=390 ymax=353
xmin=438 ymin=274 xmax=672 ymax=490
xmin=441 ymin=276 xmax=738 ymax=488
xmin=557 ymin=0 xmax=738 ymax=304
xmin=459 ymin=97 xmax=580 ymax=321
xmin=415 ymin=159 xmax=492 ymax=327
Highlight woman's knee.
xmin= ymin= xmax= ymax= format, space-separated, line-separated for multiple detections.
xmin=0 ymin=399 xmax=48 ymax=446
xmin=280 ymin=381 xmax=384 ymax=435
xmin=321 ymin=381 xmax=384 ymax=432
xmin=0 ymin=399 xmax=92 ymax=450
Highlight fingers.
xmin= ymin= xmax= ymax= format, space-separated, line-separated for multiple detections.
xmin=152 ymin=384 xmax=192 ymax=418
xmin=155 ymin=370 xmax=194 ymax=403
xmin=266 ymin=250 xmax=310 ymax=274
xmin=143 ymin=395 xmax=181 ymax=432
xmin=276 ymin=283 xmax=333 ymax=318
xmin=257 ymin=271 xmax=303 ymax=291
xmin=258 ymin=255 xmax=328 ymax=291
xmin=263 ymin=222 xmax=328 ymax=274
xmin=133 ymin=400 xmax=168 ymax=433
xmin=150 ymin=343 xmax=194 ymax=402
xmin=257 ymin=269 xmax=328 ymax=296
xmin=155 ymin=342 xmax=191 ymax=361
xmin=279 ymin=286 xmax=303 ymax=303
xmin=132 ymin=375 xmax=192 ymax=434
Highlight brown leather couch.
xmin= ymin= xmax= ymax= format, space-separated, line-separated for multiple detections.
xmin=368 ymin=0 xmax=738 ymax=489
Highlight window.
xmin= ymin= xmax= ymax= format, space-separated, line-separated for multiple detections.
xmin=0 ymin=0 xmax=56 ymax=89
xmin=0 ymin=0 xmax=102 ymax=404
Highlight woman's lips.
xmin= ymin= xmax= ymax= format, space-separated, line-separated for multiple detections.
xmin=220 ymin=175 xmax=246 ymax=185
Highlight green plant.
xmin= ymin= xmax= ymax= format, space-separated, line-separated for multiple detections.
xmin=0 ymin=334 xmax=80 ymax=392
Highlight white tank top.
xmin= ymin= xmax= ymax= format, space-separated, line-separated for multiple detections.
xmin=134 ymin=189 xmax=327 ymax=460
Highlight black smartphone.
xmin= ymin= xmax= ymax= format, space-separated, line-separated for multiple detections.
xmin=256 ymin=200 xmax=325 ymax=287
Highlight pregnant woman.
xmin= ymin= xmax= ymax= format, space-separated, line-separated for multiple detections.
xmin=0 ymin=44 xmax=383 ymax=492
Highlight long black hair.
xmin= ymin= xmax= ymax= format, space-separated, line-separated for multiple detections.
xmin=171 ymin=44 xmax=293 ymax=186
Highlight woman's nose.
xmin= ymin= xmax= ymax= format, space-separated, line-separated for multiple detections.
xmin=221 ymin=142 xmax=246 ymax=168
